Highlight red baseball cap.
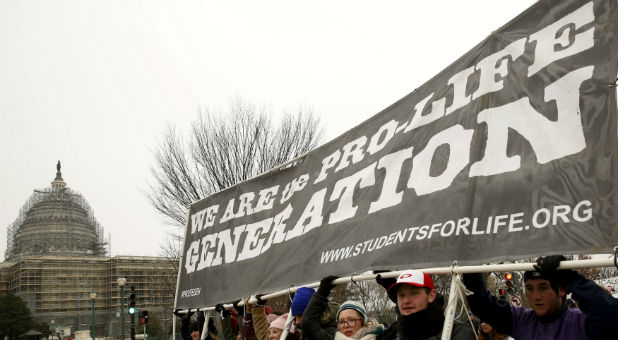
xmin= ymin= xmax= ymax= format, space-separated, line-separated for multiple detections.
xmin=388 ymin=270 xmax=434 ymax=299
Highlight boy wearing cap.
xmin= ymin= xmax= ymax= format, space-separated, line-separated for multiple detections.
xmin=379 ymin=270 xmax=474 ymax=340
xmin=463 ymin=255 xmax=618 ymax=339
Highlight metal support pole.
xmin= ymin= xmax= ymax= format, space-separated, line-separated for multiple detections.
xmin=131 ymin=312 xmax=136 ymax=340
xmin=119 ymin=281 xmax=125 ymax=340
xmin=172 ymin=313 xmax=176 ymax=340
xmin=441 ymin=274 xmax=459 ymax=340
xmin=91 ymin=290 xmax=96 ymax=340
xmin=279 ymin=308 xmax=294 ymax=340
xmin=200 ymin=312 xmax=209 ymax=340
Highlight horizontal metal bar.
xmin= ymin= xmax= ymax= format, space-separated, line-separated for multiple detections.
xmin=174 ymin=257 xmax=616 ymax=313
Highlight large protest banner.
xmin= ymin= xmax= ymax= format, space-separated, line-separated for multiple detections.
xmin=176 ymin=0 xmax=618 ymax=308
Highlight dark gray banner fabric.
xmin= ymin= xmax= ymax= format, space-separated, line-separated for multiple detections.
xmin=176 ymin=0 xmax=618 ymax=308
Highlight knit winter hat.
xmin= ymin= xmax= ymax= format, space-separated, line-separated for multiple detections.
xmin=291 ymin=287 xmax=315 ymax=316
xmin=267 ymin=313 xmax=279 ymax=323
xmin=336 ymin=300 xmax=367 ymax=323
xmin=523 ymin=270 xmax=560 ymax=292
xmin=270 ymin=313 xmax=288 ymax=330
xmin=388 ymin=270 xmax=434 ymax=301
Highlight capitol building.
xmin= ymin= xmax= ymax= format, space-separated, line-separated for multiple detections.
xmin=0 ymin=163 xmax=177 ymax=339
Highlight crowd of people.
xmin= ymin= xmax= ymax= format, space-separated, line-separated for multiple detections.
xmin=176 ymin=255 xmax=618 ymax=340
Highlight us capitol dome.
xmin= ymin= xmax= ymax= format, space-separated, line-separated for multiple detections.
xmin=5 ymin=161 xmax=107 ymax=259
xmin=0 ymin=162 xmax=176 ymax=339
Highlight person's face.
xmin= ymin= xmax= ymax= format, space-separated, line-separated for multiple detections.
xmin=294 ymin=315 xmax=302 ymax=327
xmin=269 ymin=327 xmax=283 ymax=340
xmin=337 ymin=309 xmax=364 ymax=337
xmin=190 ymin=330 xmax=200 ymax=340
xmin=480 ymin=322 xmax=494 ymax=335
xmin=396 ymin=285 xmax=436 ymax=315
xmin=525 ymin=279 xmax=565 ymax=317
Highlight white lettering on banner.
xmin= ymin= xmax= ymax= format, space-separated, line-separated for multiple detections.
xmin=472 ymin=38 xmax=527 ymax=100
xmin=254 ymin=185 xmax=279 ymax=213
xmin=183 ymin=2 xmax=600 ymax=273
xmin=469 ymin=66 xmax=592 ymax=176
xmin=368 ymin=146 xmax=414 ymax=214
xmin=528 ymin=2 xmax=595 ymax=76
xmin=281 ymin=175 xmax=309 ymax=203
xmin=319 ymin=200 xmax=594 ymax=264
xmin=190 ymin=204 xmax=219 ymax=234
xmin=329 ymin=163 xmax=377 ymax=224
xmin=180 ymin=288 xmax=201 ymax=298
xmin=407 ymin=125 xmax=474 ymax=195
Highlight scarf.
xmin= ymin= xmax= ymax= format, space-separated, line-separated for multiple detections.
xmin=396 ymin=302 xmax=444 ymax=340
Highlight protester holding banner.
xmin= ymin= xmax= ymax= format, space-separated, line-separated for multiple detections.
xmin=268 ymin=313 xmax=300 ymax=340
xmin=377 ymin=270 xmax=474 ymax=340
xmin=176 ymin=310 xmax=218 ymax=340
xmin=291 ymin=286 xmax=318 ymax=332
xmin=333 ymin=300 xmax=384 ymax=340
xmin=215 ymin=304 xmax=240 ymax=340
xmin=463 ymin=255 xmax=618 ymax=339
xmin=248 ymin=296 xmax=277 ymax=340
xmin=238 ymin=298 xmax=258 ymax=340
xmin=300 ymin=276 xmax=340 ymax=340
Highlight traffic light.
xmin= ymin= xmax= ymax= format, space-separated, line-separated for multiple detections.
xmin=505 ymin=272 xmax=514 ymax=294
xmin=128 ymin=286 xmax=136 ymax=315
xmin=498 ymin=288 xmax=506 ymax=299
xmin=139 ymin=310 xmax=148 ymax=324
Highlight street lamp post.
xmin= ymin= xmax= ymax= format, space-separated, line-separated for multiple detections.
xmin=50 ymin=320 xmax=55 ymax=340
xmin=90 ymin=290 xmax=96 ymax=340
xmin=118 ymin=277 xmax=126 ymax=340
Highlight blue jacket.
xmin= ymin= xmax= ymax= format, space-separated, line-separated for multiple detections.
xmin=463 ymin=271 xmax=618 ymax=340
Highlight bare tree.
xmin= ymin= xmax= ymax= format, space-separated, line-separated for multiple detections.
xmin=145 ymin=97 xmax=324 ymax=242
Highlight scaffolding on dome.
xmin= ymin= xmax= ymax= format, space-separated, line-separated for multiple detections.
xmin=5 ymin=186 xmax=107 ymax=260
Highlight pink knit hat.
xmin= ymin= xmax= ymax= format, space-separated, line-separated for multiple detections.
xmin=269 ymin=313 xmax=288 ymax=330
xmin=267 ymin=313 xmax=279 ymax=323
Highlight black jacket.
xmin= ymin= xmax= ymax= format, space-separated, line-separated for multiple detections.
xmin=301 ymin=292 xmax=340 ymax=340
xmin=463 ymin=271 xmax=618 ymax=339
xmin=377 ymin=302 xmax=474 ymax=340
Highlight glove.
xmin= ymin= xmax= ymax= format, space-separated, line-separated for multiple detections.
xmin=215 ymin=303 xmax=230 ymax=318
xmin=173 ymin=309 xmax=182 ymax=317
xmin=181 ymin=310 xmax=194 ymax=321
xmin=233 ymin=300 xmax=244 ymax=316
xmin=374 ymin=270 xmax=397 ymax=291
xmin=462 ymin=273 xmax=485 ymax=293
xmin=534 ymin=255 xmax=566 ymax=274
xmin=534 ymin=255 xmax=577 ymax=291
xmin=255 ymin=294 xmax=266 ymax=306
xmin=317 ymin=275 xmax=339 ymax=297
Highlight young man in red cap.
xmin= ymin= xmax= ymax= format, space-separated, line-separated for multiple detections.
xmin=463 ymin=255 xmax=618 ymax=339
xmin=378 ymin=270 xmax=474 ymax=340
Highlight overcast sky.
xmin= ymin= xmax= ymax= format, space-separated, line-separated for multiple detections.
xmin=0 ymin=0 xmax=537 ymax=260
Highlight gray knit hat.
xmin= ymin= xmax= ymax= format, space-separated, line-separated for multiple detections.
xmin=336 ymin=300 xmax=367 ymax=323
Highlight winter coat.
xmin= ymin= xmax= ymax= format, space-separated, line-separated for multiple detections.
xmin=377 ymin=302 xmax=474 ymax=340
xmin=180 ymin=313 xmax=198 ymax=340
xmin=463 ymin=271 xmax=618 ymax=339
xmin=252 ymin=305 xmax=271 ymax=340
xmin=301 ymin=291 xmax=340 ymax=340
xmin=334 ymin=318 xmax=384 ymax=340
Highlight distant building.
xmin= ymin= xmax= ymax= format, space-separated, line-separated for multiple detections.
xmin=1 ymin=162 xmax=177 ymax=339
